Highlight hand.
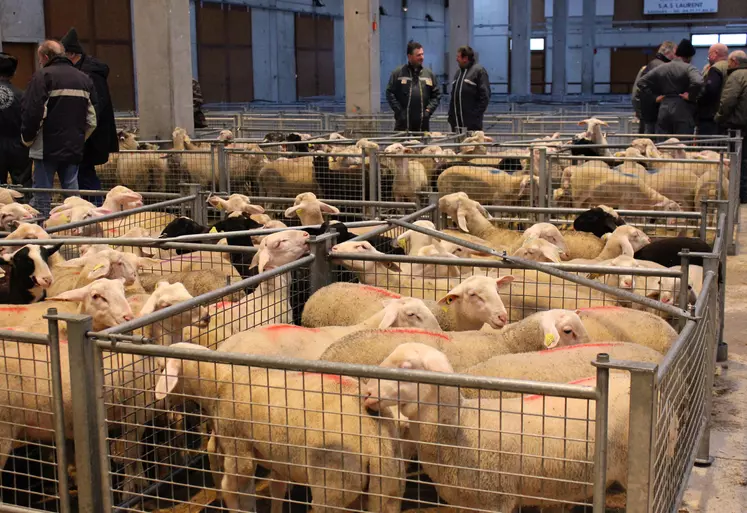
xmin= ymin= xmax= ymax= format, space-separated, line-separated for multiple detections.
xmin=679 ymin=92 xmax=690 ymax=101
xmin=656 ymin=95 xmax=665 ymax=103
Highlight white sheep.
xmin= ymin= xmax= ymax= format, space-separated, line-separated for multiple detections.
xmin=50 ymin=186 xmax=143 ymax=215
xmin=363 ymin=343 xmax=631 ymax=512
xmin=284 ymin=192 xmax=339 ymax=225
xmin=206 ymin=194 xmax=265 ymax=216
xmin=512 ymin=236 xmax=567 ymax=262
xmin=392 ymin=220 xmax=438 ymax=254
xmin=0 ymin=203 xmax=37 ymax=230
xmin=0 ymin=188 xmax=24 ymax=205
xmin=575 ymin=306 xmax=679 ymax=354
xmin=437 ymin=165 xmax=538 ymax=207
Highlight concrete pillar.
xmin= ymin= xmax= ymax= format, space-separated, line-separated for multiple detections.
xmin=344 ymin=0 xmax=381 ymax=115
xmin=509 ymin=0 xmax=531 ymax=98
xmin=252 ymin=8 xmax=280 ymax=102
xmin=581 ymin=0 xmax=596 ymax=97
xmin=551 ymin=0 xmax=568 ymax=98
xmin=132 ymin=0 xmax=193 ymax=139
xmin=448 ymin=0 xmax=474 ymax=78
xmin=189 ymin=0 xmax=198 ymax=80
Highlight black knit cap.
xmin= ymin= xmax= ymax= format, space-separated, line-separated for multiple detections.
xmin=675 ymin=38 xmax=696 ymax=58
xmin=0 ymin=52 xmax=18 ymax=77
xmin=60 ymin=27 xmax=84 ymax=54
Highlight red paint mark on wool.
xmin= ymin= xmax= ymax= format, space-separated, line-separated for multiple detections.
xmin=0 ymin=307 xmax=29 ymax=314
xmin=210 ymin=301 xmax=232 ymax=310
xmin=523 ymin=376 xmax=596 ymax=402
xmin=542 ymin=342 xmax=622 ymax=354
xmin=360 ymin=285 xmax=401 ymax=299
xmin=383 ymin=328 xmax=449 ymax=340
xmin=300 ymin=372 xmax=356 ymax=386
xmin=261 ymin=324 xmax=320 ymax=333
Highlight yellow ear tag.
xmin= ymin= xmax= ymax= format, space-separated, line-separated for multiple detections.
xmin=215 ymin=203 xmax=224 ymax=210
xmin=209 ymin=226 xmax=218 ymax=234
xmin=296 ymin=209 xmax=303 ymax=216
xmin=93 ymin=263 xmax=104 ymax=271
xmin=544 ymin=333 xmax=555 ymax=348
xmin=398 ymin=239 xmax=407 ymax=249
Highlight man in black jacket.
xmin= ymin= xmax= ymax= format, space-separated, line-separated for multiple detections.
xmin=21 ymin=40 xmax=97 ymax=217
xmin=447 ymin=46 xmax=491 ymax=132
xmin=632 ymin=41 xmax=677 ymax=134
xmin=61 ymin=28 xmax=118 ymax=205
xmin=696 ymin=43 xmax=729 ymax=137
xmin=386 ymin=41 xmax=441 ymax=132
xmin=0 ymin=53 xmax=31 ymax=188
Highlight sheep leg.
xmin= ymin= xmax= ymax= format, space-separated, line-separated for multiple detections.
xmin=268 ymin=473 xmax=288 ymax=513
xmin=220 ymin=439 xmax=257 ymax=512
xmin=364 ymin=449 xmax=405 ymax=513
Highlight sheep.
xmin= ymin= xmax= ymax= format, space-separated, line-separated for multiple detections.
xmin=565 ymin=225 xmax=651 ymax=263
xmin=284 ymin=192 xmax=340 ymax=225
xmin=392 ymin=220 xmax=439 ymax=254
xmin=50 ymin=186 xmax=144 ymax=214
xmin=319 ymin=309 xmax=590 ymax=370
xmin=154 ymin=344 xmax=406 ymax=513
xmin=694 ymin=168 xmax=729 ymax=209
xmin=573 ymin=205 xmax=627 ymax=238
xmin=512 ymin=236 xmax=567 ymax=262
xmin=385 ymin=150 xmax=428 ymax=203
xmin=46 ymin=249 xmax=153 ymax=297
xmin=412 ymin=241 xmax=488 ymax=278
xmin=362 ymin=343 xmax=631 ymax=513
xmin=0 ymin=188 xmax=24 ymax=205
xmin=0 ymin=244 xmax=63 ymax=304
xmin=0 ymin=202 xmax=38 ymax=230
xmin=642 ymin=166 xmax=700 ymax=211
xmin=43 ymin=205 xmax=111 ymax=235
xmin=461 ymin=341 xmax=662 ymax=398
xmin=218 ymin=297 xmax=440 ymax=360
xmin=633 ymin=237 xmax=712 ymax=268
xmin=257 ymin=155 xmax=320 ymax=202
xmin=206 ymin=194 xmax=265 ymax=216
xmin=1 ymin=223 xmax=66 ymax=267
xmin=116 ymin=136 xmax=169 ymax=192
xmin=587 ymin=254 xmax=666 ymax=294
xmin=566 ymin=117 xmax=612 ymax=157
xmin=437 ymin=165 xmax=539 ymax=206
xmin=575 ymin=306 xmax=679 ymax=354
xmin=137 ymin=268 xmax=245 ymax=301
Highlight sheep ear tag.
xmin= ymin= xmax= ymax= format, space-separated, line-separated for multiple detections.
xmin=398 ymin=239 xmax=407 ymax=250
xmin=544 ymin=333 xmax=555 ymax=348
xmin=209 ymin=226 xmax=218 ymax=234
xmin=296 ymin=209 xmax=303 ymax=216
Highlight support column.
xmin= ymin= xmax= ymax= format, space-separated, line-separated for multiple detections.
xmin=509 ymin=0 xmax=532 ymax=99
xmin=448 ymin=0 xmax=474 ymax=78
xmin=344 ymin=0 xmax=381 ymax=115
xmin=132 ymin=0 xmax=194 ymax=139
xmin=551 ymin=0 xmax=568 ymax=98
xmin=581 ymin=0 xmax=596 ymax=97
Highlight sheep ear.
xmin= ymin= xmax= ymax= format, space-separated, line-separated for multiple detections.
xmin=456 ymin=207 xmax=469 ymax=233
xmin=9 ymin=190 xmax=23 ymax=199
xmin=154 ymin=358 xmax=183 ymax=401
xmin=618 ymin=236 xmax=635 ymax=257
xmin=48 ymin=285 xmax=91 ymax=302
xmin=383 ymin=262 xmax=402 ymax=272
xmin=284 ymin=205 xmax=300 ymax=218
xmin=139 ymin=293 xmax=160 ymax=316
xmin=539 ymin=312 xmax=561 ymax=349
xmin=378 ymin=306 xmax=400 ymax=329
xmin=437 ymin=292 xmax=459 ymax=306
xmin=540 ymin=244 xmax=561 ymax=263
xmin=242 ymin=204 xmax=265 ymax=215
xmin=87 ymin=260 xmax=111 ymax=280
xmin=496 ymin=275 xmax=516 ymax=288
xmin=318 ymin=202 xmax=340 ymax=215
xmin=252 ymin=250 xmax=270 ymax=273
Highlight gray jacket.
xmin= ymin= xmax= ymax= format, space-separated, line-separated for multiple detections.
xmin=635 ymin=60 xmax=704 ymax=104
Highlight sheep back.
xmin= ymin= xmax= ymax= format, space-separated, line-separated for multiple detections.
xmin=576 ymin=306 xmax=678 ymax=354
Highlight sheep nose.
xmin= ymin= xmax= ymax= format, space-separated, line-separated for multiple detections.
xmin=123 ymin=314 xmax=134 ymax=322
xmin=498 ymin=313 xmax=508 ymax=324
xmin=622 ymin=279 xmax=632 ymax=288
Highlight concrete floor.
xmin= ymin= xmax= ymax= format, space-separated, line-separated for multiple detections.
xmin=681 ymin=206 xmax=747 ymax=512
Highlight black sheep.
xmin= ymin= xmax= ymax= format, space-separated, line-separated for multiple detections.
xmin=0 ymin=244 xmax=63 ymax=304
xmin=573 ymin=207 xmax=626 ymax=238
xmin=634 ymin=237 xmax=712 ymax=269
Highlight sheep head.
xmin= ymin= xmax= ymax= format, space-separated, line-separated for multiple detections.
xmin=438 ymin=192 xmax=492 ymax=233
xmin=513 ymin=237 xmax=566 ymax=263
xmin=250 ymin=229 xmax=310 ymax=273
xmin=378 ymin=298 xmax=442 ymax=331
xmin=48 ymin=278 xmax=134 ymax=331
xmin=538 ymin=309 xmax=590 ymax=349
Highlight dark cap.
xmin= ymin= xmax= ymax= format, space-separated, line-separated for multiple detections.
xmin=675 ymin=38 xmax=696 ymax=58
xmin=0 ymin=53 xmax=18 ymax=77
xmin=60 ymin=27 xmax=84 ymax=55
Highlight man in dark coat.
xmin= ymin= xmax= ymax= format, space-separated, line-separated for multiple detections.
xmin=447 ymin=46 xmax=491 ymax=132
xmin=386 ymin=41 xmax=441 ymax=132
xmin=0 ymin=53 xmax=31 ymax=188
xmin=635 ymin=39 xmax=703 ymax=135
xmin=61 ymin=27 xmax=118 ymax=205
xmin=715 ymin=51 xmax=747 ymax=202
xmin=696 ymin=43 xmax=729 ymax=137
xmin=21 ymin=40 xmax=97 ymax=216
xmin=632 ymin=41 xmax=677 ymax=134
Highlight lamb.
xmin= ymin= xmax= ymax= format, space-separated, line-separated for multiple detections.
xmin=362 ymin=343 xmax=631 ymax=513
xmin=565 ymin=225 xmax=651 ymax=263
xmin=50 ymin=186 xmax=144 ymax=214
xmin=206 ymin=194 xmax=265 ymax=216
xmin=382 ymin=147 xmax=428 ymax=203
xmin=462 ymin=341 xmax=662 ymax=398
xmin=46 ymin=249 xmax=153 ymax=297
xmin=0 ymin=244 xmax=63 ymax=304
xmin=218 ymin=297 xmax=441 ymax=360
xmin=154 ymin=344 xmax=406 ymax=513
xmin=437 ymin=165 xmax=539 ymax=206
xmin=575 ymin=306 xmax=679 ymax=354
xmin=284 ymin=192 xmax=340 ymax=225
xmin=0 ymin=188 xmax=24 ymax=205
xmin=319 ymin=309 xmax=590 ymax=370
xmin=116 ymin=136 xmax=169 ymax=192
xmin=573 ymin=205 xmax=626 ymax=238
xmin=0 ymin=202 xmax=38 ymax=230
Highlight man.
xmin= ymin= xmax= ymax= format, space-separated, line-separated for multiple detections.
xmin=447 ymin=46 xmax=491 ymax=132
xmin=21 ymin=40 xmax=97 ymax=217
xmin=386 ymin=41 xmax=441 ymax=132
xmin=632 ymin=41 xmax=677 ymax=134
xmin=60 ymin=27 xmax=118 ymax=205
xmin=193 ymin=78 xmax=207 ymax=129
xmin=715 ymin=51 xmax=747 ymax=203
xmin=0 ymin=53 xmax=31 ymax=188
xmin=635 ymin=39 xmax=703 ymax=135
xmin=697 ymin=43 xmax=730 ymax=137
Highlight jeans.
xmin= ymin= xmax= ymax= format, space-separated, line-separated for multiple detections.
xmin=77 ymin=162 xmax=103 ymax=206
xmin=31 ymin=160 xmax=79 ymax=217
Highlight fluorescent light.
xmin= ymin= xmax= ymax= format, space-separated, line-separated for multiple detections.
xmin=720 ymin=33 xmax=747 ymax=46
xmin=692 ymin=34 xmax=719 ymax=47
xmin=530 ymin=38 xmax=545 ymax=51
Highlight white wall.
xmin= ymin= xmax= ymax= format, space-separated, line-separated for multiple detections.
xmin=473 ymin=0 xmax=510 ymax=93
xmin=0 ymin=0 xmax=45 ymax=46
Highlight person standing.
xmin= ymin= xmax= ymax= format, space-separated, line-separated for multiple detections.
xmin=635 ymin=39 xmax=703 ymax=135
xmin=447 ymin=46 xmax=491 ymax=132
xmin=697 ymin=43 xmax=730 ymax=137
xmin=386 ymin=41 xmax=441 ymax=132
xmin=0 ymin=53 xmax=31 ymax=188
xmin=21 ymin=40 xmax=97 ymax=217
xmin=632 ymin=41 xmax=677 ymax=134
xmin=60 ymin=27 xmax=118 ymax=205
xmin=715 ymin=51 xmax=747 ymax=203
xmin=193 ymin=78 xmax=208 ymax=129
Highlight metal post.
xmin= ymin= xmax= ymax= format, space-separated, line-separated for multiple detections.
xmin=44 ymin=309 xmax=71 ymax=513
xmin=56 ymin=313 xmax=112 ymax=512
xmin=624 ymin=365 xmax=658 ymax=513
xmin=695 ymin=256 xmax=719 ymax=466
xmin=537 ymin=147 xmax=548 ymax=221
xmin=308 ymin=233 xmax=335 ymax=292
xmin=184 ymin=183 xmax=204 ymax=225
xmin=368 ymin=148 xmax=380 ymax=219
xmin=679 ymin=249 xmax=691 ymax=332
xmin=700 ymin=200 xmax=709 ymax=242
xmin=216 ymin=144 xmax=229 ymax=194
xmin=428 ymin=192 xmax=442 ymax=229
xmin=591 ymin=353 xmax=610 ymax=513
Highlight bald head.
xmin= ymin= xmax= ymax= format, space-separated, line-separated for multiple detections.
xmin=708 ymin=43 xmax=729 ymax=65
xmin=728 ymin=50 xmax=747 ymax=69
xmin=37 ymin=40 xmax=65 ymax=67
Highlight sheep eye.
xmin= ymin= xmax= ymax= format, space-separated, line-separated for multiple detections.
xmin=563 ymin=328 xmax=573 ymax=334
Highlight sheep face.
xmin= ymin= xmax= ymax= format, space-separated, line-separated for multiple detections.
xmin=330 ymin=240 xmax=392 ymax=273
xmin=379 ymin=298 xmax=441 ymax=331
xmin=252 ymin=230 xmax=310 ymax=272
xmin=2 ymin=224 xmax=52 ymax=255
xmin=207 ymin=194 xmax=264 ymax=216
xmin=284 ymin=193 xmax=339 ymax=225
xmin=49 ymin=278 xmax=134 ymax=330
xmin=140 ymin=282 xmax=210 ymax=333
xmin=106 ymin=186 xmax=144 ymax=210
xmin=653 ymin=199 xmax=683 ymax=225
xmin=438 ymin=275 xmax=515 ymax=329
xmin=538 ymin=310 xmax=590 ymax=349
xmin=513 ymin=238 xmax=565 ymax=263
xmin=3 ymin=244 xmax=60 ymax=289
xmin=0 ymin=203 xmax=36 ymax=230
xmin=613 ymin=225 xmax=651 ymax=253
xmin=522 ymin=223 xmax=569 ymax=257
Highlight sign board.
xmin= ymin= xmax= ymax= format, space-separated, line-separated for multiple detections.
xmin=644 ymin=1 xmax=718 ymax=15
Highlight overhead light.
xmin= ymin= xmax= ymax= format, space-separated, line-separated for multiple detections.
xmin=313 ymin=0 xmax=325 ymax=6
xmin=425 ymin=14 xmax=434 ymax=22
xmin=379 ymin=6 xmax=388 ymax=16
xmin=402 ymin=0 xmax=408 ymax=12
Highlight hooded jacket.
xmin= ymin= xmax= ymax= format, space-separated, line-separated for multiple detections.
xmin=76 ymin=54 xmax=119 ymax=165
xmin=715 ymin=64 xmax=747 ymax=129
xmin=697 ymin=59 xmax=729 ymax=122
xmin=0 ymin=78 xmax=29 ymax=172
xmin=21 ymin=55 xmax=97 ymax=163
xmin=447 ymin=62 xmax=491 ymax=131
xmin=386 ymin=63 xmax=441 ymax=132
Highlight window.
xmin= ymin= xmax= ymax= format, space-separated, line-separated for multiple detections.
xmin=509 ymin=38 xmax=546 ymax=51
xmin=692 ymin=33 xmax=747 ymax=47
